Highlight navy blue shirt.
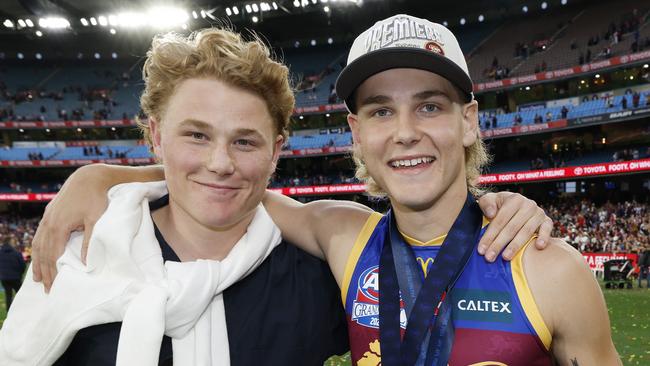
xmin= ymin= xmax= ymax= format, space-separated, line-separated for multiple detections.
xmin=55 ymin=196 xmax=348 ymax=365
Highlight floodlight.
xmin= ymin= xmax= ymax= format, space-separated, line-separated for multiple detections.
xmin=39 ymin=17 xmax=71 ymax=29
xmin=80 ymin=18 xmax=89 ymax=26
xmin=252 ymin=16 xmax=259 ymax=23
xmin=3 ymin=20 xmax=14 ymax=28
xmin=98 ymin=16 xmax=108 ymax=26
xmin=116 ymin=12 xmax=142 ymax=28
xmin=148 ymin=7 xmax=190 ymax=28
xmin=232 ymin=6 xmax=240 ymax=14
xmin=90 ymin=17 xmax=97 ymax=26
xmin=252 ymin=3 xmax=259 ymax=12
xmin=25 ymin=19 xmax=34 ymax=27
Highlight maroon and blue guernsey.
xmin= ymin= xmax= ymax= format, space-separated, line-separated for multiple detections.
xmin=342 ymin=213 xmax=554 ymax=366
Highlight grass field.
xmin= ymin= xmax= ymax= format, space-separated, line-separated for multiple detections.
xmin=0 ymin=286 xmax=648 ymax=365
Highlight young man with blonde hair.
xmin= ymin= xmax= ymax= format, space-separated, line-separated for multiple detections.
xmin=1 ymin=27 xmax=348 ymax=366
xmin=28 ymin=22 xmax=559 ymax=366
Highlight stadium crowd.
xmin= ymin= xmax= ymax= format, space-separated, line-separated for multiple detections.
xmin=545 ymin=198 xmax=649 ymax=254
xmin=0 ymin=213 xmax=37 ymax=261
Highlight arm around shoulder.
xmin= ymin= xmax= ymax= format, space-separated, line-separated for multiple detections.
xmin=523 ymin=238 xmax=621 ymax=366
xmin=263 ymin=191 xmax=373 ymax=282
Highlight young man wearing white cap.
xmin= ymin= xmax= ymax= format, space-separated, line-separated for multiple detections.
xmin=328 ymin=14 xmax=620 ymax=366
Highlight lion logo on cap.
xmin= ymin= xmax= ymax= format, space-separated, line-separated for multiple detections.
xmin=425 ymin=42 xmax=444 ymax=55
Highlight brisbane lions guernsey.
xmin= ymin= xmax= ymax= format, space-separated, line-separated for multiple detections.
xmin=342 ymin=212 xmax=554 ymax=366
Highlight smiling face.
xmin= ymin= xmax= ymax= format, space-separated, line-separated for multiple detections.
xmin=348 ymin=68 xmax=479 ymax=212
xmin=150 ymin=77 xmax=282 ymax=231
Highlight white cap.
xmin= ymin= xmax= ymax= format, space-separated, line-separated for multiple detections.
xmin=336 ymin=14 xmax=473 ymax=112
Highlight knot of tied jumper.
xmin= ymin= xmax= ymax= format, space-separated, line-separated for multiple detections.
xmin=0 ymin=181 xmax=282 ymax=366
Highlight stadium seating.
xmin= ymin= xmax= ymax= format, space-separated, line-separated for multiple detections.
xmin=516 ymin=0 xmax=650 ymax=76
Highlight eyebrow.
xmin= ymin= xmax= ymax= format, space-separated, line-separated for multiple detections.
xmin=178 ymin=119 xmax=265 ymax=139
xmin=178 ymin=119 xmax=213 ymax=130
xmin=412 ymin=90 xmax=453 ymax=102
xmin=358 ymin=89 xmax=453 ymax=109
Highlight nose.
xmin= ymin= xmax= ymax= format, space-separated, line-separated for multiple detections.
xmin=206 ymin=143 xmax=235 ymax=176
xmin=392 ymin=111 xmax=421 ymax=146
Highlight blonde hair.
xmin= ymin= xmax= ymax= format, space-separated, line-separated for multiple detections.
xmin=352 ymin=105 xmax=492 ymax=198
xmin=137 ymin=27 xmax=294 ymax=150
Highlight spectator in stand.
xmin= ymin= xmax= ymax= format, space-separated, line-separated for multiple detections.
xmin=0 ymin=232 xmax=27 ymax=312
xmin=639 ymin=245 xmax=650 ymax=288
xmin=545 ymin=111 xmax=553 ymax=122
xmin=514 ymin=113 xmax=522 ymax=125
xmin=534 ymin=113 xmax=543 ymax=124
xmin=621 ymin=96 xmax=628 ymax=109
xmin=632 ymin=91 xmax=640 ymax=108
xmin=561 ymin=105 xmax=569 ymax=118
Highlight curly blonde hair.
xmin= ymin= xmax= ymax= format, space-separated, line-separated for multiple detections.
xmin=137 ymin=27 xmax=294 ymax=150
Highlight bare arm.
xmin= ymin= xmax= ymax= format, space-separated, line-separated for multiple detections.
xmin=263 ymin=190 xmax=553 ymax=284
xmin=263 ymin=190 xmax=372 ymax=283
xmin=32 ymin=163 xmax=164 ymax=290
xmin=525 ymin=239 xmax=621 ymax=366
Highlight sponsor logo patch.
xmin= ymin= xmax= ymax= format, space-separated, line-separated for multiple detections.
xmin=452 ymin=289 xmax=514 ymax=323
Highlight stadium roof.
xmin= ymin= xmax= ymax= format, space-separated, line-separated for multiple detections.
xmin=0 ymin=0 xmax=598 ymax=58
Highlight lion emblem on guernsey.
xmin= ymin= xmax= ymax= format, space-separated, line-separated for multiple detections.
xmin=356 ymin=340 xmax=509 ymax=366
xmin=357 ymin=340 xmax=381 ymax=366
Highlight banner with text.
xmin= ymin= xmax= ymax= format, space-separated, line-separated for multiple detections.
xmin=582 ymin=252 xmax=639 ymax=272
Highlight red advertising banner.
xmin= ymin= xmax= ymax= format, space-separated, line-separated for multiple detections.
xmin=0 ymin=119 xmax=134 ymax=129
xmin=478 ymin=158 xmax=650 ymax=184
xmin=474 ymin=50 xmax=650 ymax=92
xmin=0 ymin=193 xmax=57 ymax=201
xmin=269 ymin=183 xmax=367 ymax=196
xmin=279 ymin=146 xmax=351 ymax=157
xmin=582 ymin=252 xmax=638 ymax=272
xmin=0 ymin=158 xmax=156 ymax=167
xmin=480 ymin=120 xmax=568 ymax=139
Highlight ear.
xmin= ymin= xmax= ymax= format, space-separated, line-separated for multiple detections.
xmin=270 ymin=135 xmax=284 ymax=174
xmin=461 ymin=100 xmax=479 ymax=148
xmin=347 ymin=113 xmax=361 ymax=146
xmin=149 ymin=117 xmax=163 ymax=161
